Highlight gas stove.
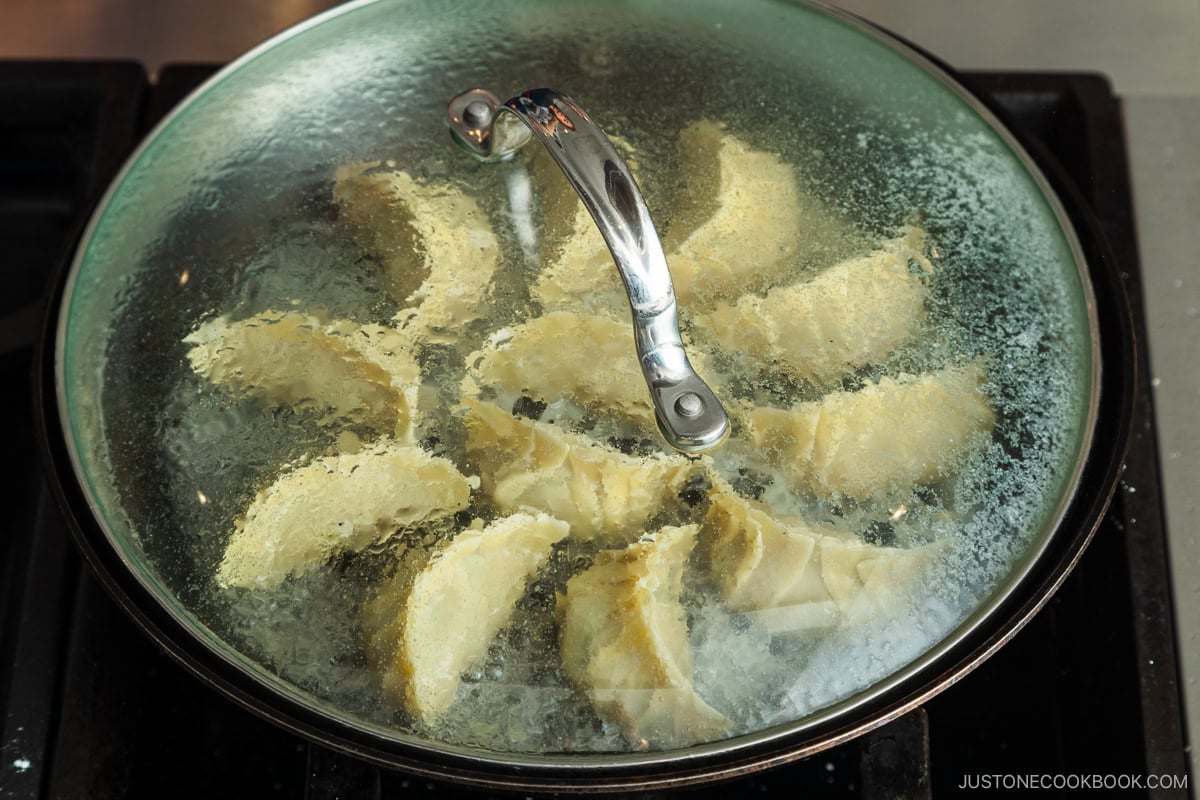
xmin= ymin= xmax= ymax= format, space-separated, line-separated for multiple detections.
xmin=0 ymin=63 xmax=1187 ymax=798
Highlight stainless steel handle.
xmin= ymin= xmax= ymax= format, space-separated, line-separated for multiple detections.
xmin=448 ymin=87 xmax=729 ymax=454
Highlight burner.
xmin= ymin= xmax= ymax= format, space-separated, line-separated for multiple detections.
xmin=0 ymin=63 xmax=1185 ymax=799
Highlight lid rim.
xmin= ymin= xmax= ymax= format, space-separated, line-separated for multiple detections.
xmin=43 ymin=0 xmax=1119 ymax=784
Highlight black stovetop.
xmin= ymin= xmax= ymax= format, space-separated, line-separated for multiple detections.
xmin=0 ymin=63 xmax=1188 ymax=799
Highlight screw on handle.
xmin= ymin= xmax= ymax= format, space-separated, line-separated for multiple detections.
xmin=448 ymin=87 xmax=729 ymax=453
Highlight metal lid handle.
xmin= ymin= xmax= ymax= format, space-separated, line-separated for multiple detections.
xmin=448 ymin=87 xmax=729 ymax=454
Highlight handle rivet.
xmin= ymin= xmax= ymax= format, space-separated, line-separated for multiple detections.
xmin=675 ymin=392 xmax=705 ymax=418
xmin=462 ymin=100 xmax=493 ymax=127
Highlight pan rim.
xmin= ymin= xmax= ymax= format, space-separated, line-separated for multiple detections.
xmin=43 ymin=0 xmax=1121 ymax=788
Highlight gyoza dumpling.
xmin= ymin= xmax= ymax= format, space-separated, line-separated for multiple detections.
xmin=525 ymin=139 xmax=642 ymax=265
xmin=662 ymin=120 xmax=858 ymax=304
xmin=528 ymin=139 xmax=641 ymax=318
xmin=746 ymin=363 xmax=996 ymax=499
xmin=363 ymin=513 xmax=569 ymax=723
xmin=698 ymin=227 xmax=933 ymax=383
xmin=464 ymin=311 xmax=654 ymax=426
xmin=217 ymin=440 xmax=472 ymax=589
xmin=462 ymin=399 xmax=692 ymax=540
xmin=532 ymin=121 xmax=865 ymax=314
xmin=700 ymin=476 xmax=833 ymax=614
xmin=699 ymin=476 xmax=939 ymax=632
xmin=558 ymin=524 xmax=731 ymax=748
xmin=528 ymin=204 xmax=626 ymax=317
xmin=184 ymin=310 xmax=421 ymax=441
xmin=333 ymin=163 xmax=500 ymax=343
xmin=817 ymin=535 xmax=940 ymax=624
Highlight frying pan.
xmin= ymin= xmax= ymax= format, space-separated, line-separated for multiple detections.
xmin=36 ymin=0 xmax=1136 ymax=791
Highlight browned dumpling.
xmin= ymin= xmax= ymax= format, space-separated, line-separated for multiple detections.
xmin=363 ymin=513 xmax=569 ymax=723
xmin=746 ymin=363 xmax=996 ymax=499
xmin=217 ymin=441 xmax=471 ymax=589
xmin=558 ymin=524 xmax=731 ymax=748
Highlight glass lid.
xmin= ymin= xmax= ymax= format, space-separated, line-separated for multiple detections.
xmin=58 ymin=0 xmax=1097 ymax=760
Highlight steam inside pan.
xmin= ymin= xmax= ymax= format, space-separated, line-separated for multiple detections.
xmin=60 ymin=0 xmax=1092 ymax=756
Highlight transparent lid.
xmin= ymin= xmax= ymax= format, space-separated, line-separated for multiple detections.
xmin=60 ymin=0 xmax=1096 ymax=760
